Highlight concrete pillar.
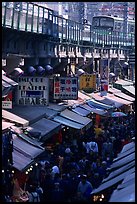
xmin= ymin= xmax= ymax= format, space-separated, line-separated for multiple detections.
xmin=6 ymin=57 xmax=21 ymax=74
xmin=24 ymin=58 xmax=39 ymax=67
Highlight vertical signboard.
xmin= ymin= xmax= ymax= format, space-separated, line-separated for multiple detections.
xmin=53 ymin=77 xmax=78 ymax=100
xmin=100 ymin=59 xmax=109 ymax=94
xmin=17 ymin=77 xmax=49 ymax=105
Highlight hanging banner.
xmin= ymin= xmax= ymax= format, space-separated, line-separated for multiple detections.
xmin=100 ymin=59 xmax=109 ymax=95
xmin=53 ymin=76 xmax=78 ymax=100
xmin=100 ymin=59 xmax=109 ymax=80
xmin=17 ymin=77 xmax=49 ymax=105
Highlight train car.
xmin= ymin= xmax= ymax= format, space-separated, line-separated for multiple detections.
xmin=92 ymin=15 xmax=114 ymax=30
xmin=92 ymin=15 xmax=135 ymax=33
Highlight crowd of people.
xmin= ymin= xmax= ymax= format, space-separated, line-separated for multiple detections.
xmin=2 ymin=110 xmax=135 ymax=202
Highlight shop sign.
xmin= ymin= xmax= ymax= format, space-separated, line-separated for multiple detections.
xmin=79 ymin=74 xmax=96 ymax=90
xmin=53 ymin=76 xmax=78 ymax=100
xmin=17 ymin=77 xmax=49 ymax=105
xmin=2 ymin=101 xmax=12 ymax=109
xmin=2 ymin=91 xmax=12 ymax=109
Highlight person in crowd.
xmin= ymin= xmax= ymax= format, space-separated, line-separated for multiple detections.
xmin=77 ymin=174 xmax=93 ymax=202
xmin=28 ymin=184 xmax=40 ymax=202
xmin=50 ymin=182 xmax=65 ymax=202
xmin=102 ymin=138 xmax=113 ymax=161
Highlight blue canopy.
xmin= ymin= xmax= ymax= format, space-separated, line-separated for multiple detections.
xmin=71 ymin=106 xmax=90 ymax=117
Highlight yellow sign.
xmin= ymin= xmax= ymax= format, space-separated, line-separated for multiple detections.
xmin=79 ymin=74 xmax=96 ymax=90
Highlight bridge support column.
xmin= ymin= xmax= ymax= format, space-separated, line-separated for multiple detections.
xmin=24 ymin=58 xmax=39 ymax=67
xmin=6 ymin=57 xmax=22 ymax=74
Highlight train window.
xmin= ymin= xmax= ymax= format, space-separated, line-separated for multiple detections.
xmin=92 ymin=18 xmax=99 ymax=27
xmin=129 ymin=25 xmax=134 ymax=32
xmin=100 ymin=17 xmax=114 ymax=28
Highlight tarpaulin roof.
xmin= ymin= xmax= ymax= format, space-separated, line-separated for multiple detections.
xmin=105 ymin=93 xmax=132 ymax=106
xmin=60 ymin=109 xmax=92 ymax=130
xmin=53 ymin=115 xmax=84 ymax=129
xmin=47 ymin=103 xmax=67 ymax=112
xmin=2 ymin=74 xmax=18 ymax=97
xmin=87 ymin=98 xmax=114 ymax=110
xmin=2 ymin=109 xmax=29 ymax=127
xmin=114 ymin=79 xmax=134 ymax=86
xmin=91 ymin=142 xmax=135 ymax=197
xmin=2 ymin=74 xmax=18 ymax=86
xmin=7 ymin=105 xmax=58 ymax=125
xmin=122 ymin=85 xmax=135 ymax=97
xmin=2 ymin=121 xmax=15 ymax=131
xmin=91 ymin=167 xmax=135 ymax=195
xmin=109 ymin=172 xmax=135 ymax=202
xmin=80 ymin=104 xmax=107 ymax=116
xmin=71 ymin=106 xmax=90 ymax=117
xmin=26 ymin=118 xmax=61 ymax=142
xmin=109 ymin=182 xmax=135 ymax=202
xmin=120 ymin=141 xmax=135 ymax=153
xmin=91 ymin=93 xmax=116 ymax=107
xmin=13 ymin=135 xmax=44 ymax=160
xmin=12 ymin=149 xmax=33 ymax=172
xmin=114 ymin=92 xmax=135 ymax=102
xmin=108 ymin=87 xmax=121 ymax=94
xmin=109 ymin=152 xmax=135 ymax=171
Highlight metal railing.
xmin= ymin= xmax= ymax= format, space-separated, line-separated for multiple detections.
xmin=2 ymin=2 xmax=135 ymax=48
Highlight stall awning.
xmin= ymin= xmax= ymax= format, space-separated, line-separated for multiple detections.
xmin=80 ymin=104 xmax=107 ymax=116
xmin=91 ymin=93 xmax=118 ymax=107
xmin=53 ymin=115 xmax=84 ymax=129
xmin=122 ymin=86 xmax=135 ymax=97
xmin=78 ymin=91 xmax=91 ymax=101
xmin=109 ymin=152 xmax=135 ymax=171
xmin=7 ymin=105 xmax=58 ymax=125
xmin=109 ymin=172 xmax=135 ymax=202
xmin=91 ymin=167 xmax=135 ymax=195
xmin=71 ymin=106 xmax=90 ymax=117
xmin=103 ymin=161 xmax=135 ymax=183
xmin=114 ymin=79 xmax=134 ymax=86
xmin=47 ymin=103 xmax=67 ymax=112
xmin=113 ymin=147 xmax=135 ymax=163
xmin=114 ymin=92 xmax=135 ymax=102
xmin=2 ymin=121 xmax=15 ymax=131
xmin=120 ymin=142 xmax=135 ymax=153
xmin=60 ymin=109 xmax=92 ymax=130
xmin=2 ymin=109 xmax=29 ymax=127
xmin=108 ymin=87 xmax=121 ymax=94
xmin=105 ymin=93 xmax=132 ymax=106
xmin=2 ymin=74 xmax=18 ymax=86
xmin=13 ymin=135 xmax=44 ymax=159
xmin=2 ymin=74 xmax=18 ymax=97
xmin=109 ymin=182 xmax=135 ymax=202
xmin=12 ymin=149 xmax=33 ymax=172
xmin=87 ymin=98 xmax=114 ymax=110
xmin=26 ymin=118 xmax=61 ymax=142
xmin=62 ymin=91 xmax=91 ymax=107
